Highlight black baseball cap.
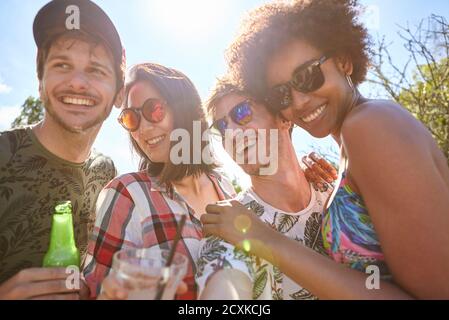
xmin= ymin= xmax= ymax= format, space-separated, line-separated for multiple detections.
xmin=33 ymin=0 xmax=125 ymax=84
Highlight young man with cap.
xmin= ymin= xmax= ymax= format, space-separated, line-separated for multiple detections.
xmin=0 ymin=0 xmax=125 ymax=300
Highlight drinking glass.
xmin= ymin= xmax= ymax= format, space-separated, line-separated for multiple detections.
xmin=111 ymin=247 xmax=188 ymax=300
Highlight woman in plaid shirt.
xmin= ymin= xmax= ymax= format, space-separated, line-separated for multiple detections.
xmin=83 ymin=63 xmax=236 ymax=299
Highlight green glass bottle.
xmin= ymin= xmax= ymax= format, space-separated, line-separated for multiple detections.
xmin=42 ymin=201 xmax=80 ymax=268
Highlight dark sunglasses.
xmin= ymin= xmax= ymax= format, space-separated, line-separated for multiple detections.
xmin=265 ymin=54 xmax=331 ymax=112
xmin=118 ymin=98 xmax=166 ymax=132
xmin=210 ymin=100 xmax=253 ymax=137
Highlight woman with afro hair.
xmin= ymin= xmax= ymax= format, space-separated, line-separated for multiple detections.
xmin=201 ymin=0 xmax=449 ymax=299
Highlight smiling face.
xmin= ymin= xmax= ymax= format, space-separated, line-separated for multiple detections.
xmin=266 ymin=39 xmax=353 ymax=138
xmin=39 ymin=35 xmax=117 ymax=133
xmin=214 ymin=93 xmax=287 ymax=176
xmin=127 ymin=81 xmax=174 ymax=164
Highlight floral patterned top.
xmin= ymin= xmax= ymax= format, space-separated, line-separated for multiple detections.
xmin=322 ymin=172 xmax=392 ymax=279
xmin=196 ymin=185 xmax=331 ymax=300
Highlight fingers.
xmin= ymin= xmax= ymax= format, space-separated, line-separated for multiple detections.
xmin=31 ymin=293 xmax=80 ymax=300
xmin=100 ymin=275 xmax=128 ymax=300
xmin=205 ymin=203 xmax=226 ymax=214
xmin=309 ymin=152 xmax=338 ymax=180
xmin=230 ymin=199 xmax=248 ymax=209
xmin=200 ymin=213 xmax=220 ymax=225
xmin=303 ymin=156 xmax=334 ymax=183
xmin=16 ymin=267 xmax=69 ymax=283
xmin=0 ymin=268 xmax=78 ymax=300
xmin=303 ymin=156 xmax=334 ymax=184
xmin=17 ymin=279 xmax=79 ymax=299
xmin=204 ymin=201 xmax=250 ymax=222
xmin=78 ymin=278 xmax=90 ymax=300
xmin=304 ymin=167 xmax=329 ymax=192
xmin=304 ymin=167 xmax=319 ymax=184
xmin=176 ymin=281 xmax=188 ymax=295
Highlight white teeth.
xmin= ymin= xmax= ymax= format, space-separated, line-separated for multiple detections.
xmin=301 ymin=104 xmax=327 ymax=123
xmin=62 ymin=96 xmax=95 ymax=106
xmin=146 ymin=135 xmax=165 ymax=145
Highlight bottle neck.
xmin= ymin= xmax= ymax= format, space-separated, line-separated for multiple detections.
xmin=48 ymin=213 xmax=76 ymax=250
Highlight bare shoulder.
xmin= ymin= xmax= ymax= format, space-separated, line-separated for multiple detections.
xmin=340 ymin=99 xmax=430 ymax=148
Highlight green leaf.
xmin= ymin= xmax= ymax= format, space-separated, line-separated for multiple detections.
xmin=304 ymin=212 xmax=327 ymax=255
xmin=290 ymin=288 xmax=317 ymax=300
xmin=245 ymin=200 xmax=265 ymax=217
xmin=253 ymin=268 xmax=268 ymax=300
xmin=14 ymin=155 xmax=47 ymax=175
xmin=276 ymin=214 xmax=299 ymax=233
xmin=273 ymin=266 xmax=283 ymax=284
xmin=0 ymin=186 xmax=13 ymax=201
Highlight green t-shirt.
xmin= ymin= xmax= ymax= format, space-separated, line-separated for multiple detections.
xmin=0 ymin=127 xmax=116 ymax=284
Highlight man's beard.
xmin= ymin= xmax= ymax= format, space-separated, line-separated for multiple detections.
xmin=42 ymin=91 xmax=112 ymax=134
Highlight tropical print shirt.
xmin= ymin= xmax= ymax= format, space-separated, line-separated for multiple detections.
xmin=84 ymin=171 xmax=236 ymax=300
xmin=0 ymin=127 xmax=116 ymax=284
xmin=196 ymin=185 xmax=331 ymax=300
xmin=322 ymin=172 xmax=392 ymax=279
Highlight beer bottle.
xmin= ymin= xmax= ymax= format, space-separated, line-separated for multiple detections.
xmin=43 ymin=201 xmax=80 ymax=267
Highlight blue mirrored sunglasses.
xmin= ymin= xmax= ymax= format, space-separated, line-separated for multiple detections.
xmin=210 ymin=100 xmax=253 ymax=137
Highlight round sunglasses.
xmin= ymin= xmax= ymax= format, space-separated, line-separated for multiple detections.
xmin=118 ymin=98 xmax=166 ymax=132
xmin=210 ymin=100 xmax=253 ymax=137
xmin=265 ymin=54 xmax=331 ymax=112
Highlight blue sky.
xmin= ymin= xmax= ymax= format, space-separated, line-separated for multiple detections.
xmin=0 ymin=0 xmax=448 ymax=185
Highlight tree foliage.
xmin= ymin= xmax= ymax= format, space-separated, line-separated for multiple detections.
xmin=11 ymin=96 xmax=44 ymax=128
xmin=370 ymin=14 xmax=449 ymax=165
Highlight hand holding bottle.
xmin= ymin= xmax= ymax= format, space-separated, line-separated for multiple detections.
xmin=0 ymin=267 xmax=87 ymax=300
xmin=0 ymin=201 xmax=88 ymax=300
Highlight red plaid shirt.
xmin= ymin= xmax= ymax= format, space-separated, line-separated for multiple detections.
xmin=83 ymin=171 xmax=235 ymax=299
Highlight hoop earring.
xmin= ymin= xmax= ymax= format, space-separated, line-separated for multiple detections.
xmin=346 ymin=74 xmax=361 ymax=114
xmin=346 ymin=74 xmax=354 ymax=91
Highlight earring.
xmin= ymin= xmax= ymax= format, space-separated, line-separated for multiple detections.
xmin=346 ymin=74 xmax=361 ymax=112
xmin=346 ymin=74 xmax=354 ymax=91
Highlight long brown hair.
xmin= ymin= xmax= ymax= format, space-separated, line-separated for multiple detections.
xmin=123 ymin=63 xmax=217 ymax=185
